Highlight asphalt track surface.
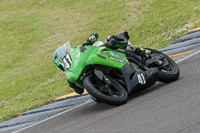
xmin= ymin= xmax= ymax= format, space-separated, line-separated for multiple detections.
xmin=1 ymin=30 xmax=200 ymax=133
xmin=15 ymin=51 xmax=200 ymax=133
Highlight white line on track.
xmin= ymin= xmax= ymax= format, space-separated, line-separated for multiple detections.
xmin=13 ymin=99 xmax=92 ymax=133
xmin=13 ymin=49 xmax=200 ymax=133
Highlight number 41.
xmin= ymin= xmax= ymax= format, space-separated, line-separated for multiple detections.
xmin=137 ymin=73 xmax=146 ymax=85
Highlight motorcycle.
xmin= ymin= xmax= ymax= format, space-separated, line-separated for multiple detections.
xmin=63 ymin=41 xmax=180 ymax=106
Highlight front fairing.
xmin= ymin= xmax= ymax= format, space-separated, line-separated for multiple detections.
xmin=64 ymin=46 xmax=128 ymax=87
xmin=64 ymin=46 xmax=98 ymax=83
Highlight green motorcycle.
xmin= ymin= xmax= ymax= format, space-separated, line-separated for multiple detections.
xmin=63 ymin=41 xmax=180 ymax=106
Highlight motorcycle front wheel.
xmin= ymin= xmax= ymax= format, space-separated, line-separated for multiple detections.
xmin=83 ymin=74 xmax=128 ymax=106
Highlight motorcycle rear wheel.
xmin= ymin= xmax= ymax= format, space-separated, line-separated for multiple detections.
xmin=146 ymin=48 xmax=180 ymax=83
xmin=83 ymin=74 xmax=128 ymax=106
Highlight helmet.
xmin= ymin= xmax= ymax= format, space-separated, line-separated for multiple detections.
xmin=105 ymin=34 xmax=128 ymax=49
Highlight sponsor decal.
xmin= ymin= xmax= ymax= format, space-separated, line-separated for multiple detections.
xmin=98 ymin=47 xmax=105 ymax=51
xmin=75 ymin=52 xmax=80 ymax=59
xmin=109 ymin=57 xmax=124 ymax=63
xmin=110 ymin=52 xmax=118 ymax=57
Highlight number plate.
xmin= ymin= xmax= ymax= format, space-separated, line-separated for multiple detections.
xmin=63 ymin=53 xmax=72 ymax=69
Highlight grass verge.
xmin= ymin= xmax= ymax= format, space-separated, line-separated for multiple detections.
xmin=0 ymin=0 xmax=200 ymax=122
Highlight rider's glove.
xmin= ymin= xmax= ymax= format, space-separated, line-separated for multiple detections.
xmin=82 ymin=33 xmax=99 ymax=46
xmin=87 ymin=33 xmax=99 ymax=44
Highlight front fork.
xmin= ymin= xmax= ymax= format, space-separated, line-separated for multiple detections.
xmin=94 ymin=69 xmax=115 ymax=95
xmin=94 ymin=69 xmax=111 ymax=85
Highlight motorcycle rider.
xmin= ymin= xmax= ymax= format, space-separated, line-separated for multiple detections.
xmin=105 ymin=31 xmax=151 ymax=58
xmin=82 ymin=31 xmax=151 ymax=59
xmin=53 ymin=31 xmax=156 ymax=95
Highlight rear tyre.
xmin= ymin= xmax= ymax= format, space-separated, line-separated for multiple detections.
xmin=146 ymin=48 xmax=180 ymax=83
xmin=83 ymin=74 xmax=128 ymax=106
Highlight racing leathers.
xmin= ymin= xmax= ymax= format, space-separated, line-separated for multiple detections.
xmin=105 ymin=31 xmax=151 ymax=59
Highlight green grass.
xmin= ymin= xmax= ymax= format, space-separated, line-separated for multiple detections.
xmin=0 ymin=0 xmax=200 ymax=122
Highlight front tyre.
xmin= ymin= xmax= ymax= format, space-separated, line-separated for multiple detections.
xmin=83 ymin=74 xmax=128 ymax=106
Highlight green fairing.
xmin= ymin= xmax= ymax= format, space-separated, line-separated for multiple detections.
xmin=64 ymin=46 xmax=128 ymax=88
